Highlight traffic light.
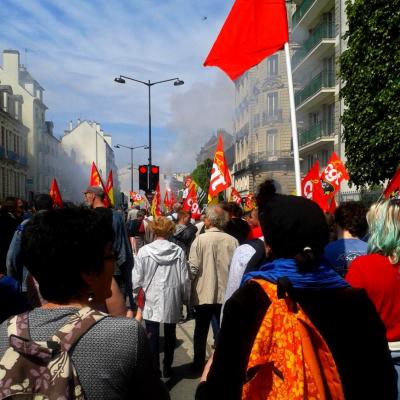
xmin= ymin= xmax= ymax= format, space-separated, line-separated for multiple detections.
xmin=138 ymin=165 xmax=148 ymax=192
xmin=149 ymin=165 xmax=159 ymax=192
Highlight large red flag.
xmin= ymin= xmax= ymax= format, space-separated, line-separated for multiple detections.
xmin=320 ymin=152 xmax=349 ymax=198
xmin=384 ymin=169 xmax=400 ymax=199
xmin=183 ymin=185 xmax=201 ymax=220
xmin=208 ymin=134 xmax=231 ymax=201
xmin=204 ymin=0 xmax=289 ymax=80
xmin=49 ymin=178 xmax=63 ymax=208
xmin=301 ymin=161 xmax=329 ymax=212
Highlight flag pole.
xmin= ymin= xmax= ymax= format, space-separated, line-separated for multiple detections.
xmin=284 ymin=42 xmax=301 ymax=196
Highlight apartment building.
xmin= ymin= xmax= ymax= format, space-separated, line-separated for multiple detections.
xmin=291 ymin=0 xmax=345 ymax=173
xmin=232 ymin=53 xmax=296 ymax=195
xmin=0 ymin=85 xmax=28 ymax=200
xmin=0 ymin=50 xmax=59 ymax=196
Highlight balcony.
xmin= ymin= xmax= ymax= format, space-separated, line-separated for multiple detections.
xmin=249 ymin=150 xmax=292 ymax=164
xmin=262 ymin=109 xmax=283 ymax=125
xmin=292 ymin=0 xmax=334 ymax=31
xmin=295 ymin=71 xmax=335 ymax=111
xmin=7 ymin=150 xmax=18 ymax=162
xmin=233 ymin=159 xmax=249 ymax=174
xmin=292 ymin=0 xmax=316 ymax=27
xmin=298 ymin=121 xmax=335 ymax=150
xmin=292 ymin=22 xmax=335 ymax=71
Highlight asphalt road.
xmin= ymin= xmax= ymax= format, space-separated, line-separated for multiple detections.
xmin=158 ymin=319 xmax=214 ymax=400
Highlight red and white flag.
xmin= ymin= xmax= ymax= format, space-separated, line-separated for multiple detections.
xmin=230 ymin=187 xmax=242 ymax=205
xmin=183 ymin=185 xmax=201 ymax=220
xmin=301 ymin=161 xmax=329 ymax=212
xmin=208 ymin=134 xmax=231 ymax=202
xmin=320 ymin=152 xmax=349 ymax=199
xmin=204 ymin=0 xmax=289 ymax=80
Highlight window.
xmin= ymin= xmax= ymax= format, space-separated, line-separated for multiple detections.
xmin=267 ymin=129 xmax=277 ymax=156
xmin=268 ymin=55 xmax=278 ymax=76
xmin=321 ymin=149 xmax=329 ymax=166
xmin=1 ymin=126 xmax=5 ymax=147
xmin=267 ymin=92 xmax=278 ymax=116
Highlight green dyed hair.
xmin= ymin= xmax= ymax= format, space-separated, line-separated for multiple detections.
xmin=367 ymin=199 xmax=400 ymax=264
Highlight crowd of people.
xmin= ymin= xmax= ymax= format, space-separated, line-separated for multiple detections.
xmin=0 ymin=181 xmax=399 ymax=399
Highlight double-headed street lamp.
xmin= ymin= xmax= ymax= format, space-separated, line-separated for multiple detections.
xmin=114 ymin=144 xmax=148 ymax=193
xmin=113 ymin=75 xmax=184 ymax=169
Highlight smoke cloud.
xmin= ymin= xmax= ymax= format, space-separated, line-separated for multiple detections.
xmin=164 ymin=73 xmax=235 ymax=173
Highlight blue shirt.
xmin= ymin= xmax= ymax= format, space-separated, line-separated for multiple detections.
xmin=324 ymin=238 xmax=368 ymax=277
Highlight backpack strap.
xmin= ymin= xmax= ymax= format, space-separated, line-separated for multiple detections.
xmin=51 ymin=307 xmax=108 ymax=352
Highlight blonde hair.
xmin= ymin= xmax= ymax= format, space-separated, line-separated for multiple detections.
xmin=367 ymin=199 xmax=400 ymax=264
xmin=149 ymin=217 xmax=176 ymax=237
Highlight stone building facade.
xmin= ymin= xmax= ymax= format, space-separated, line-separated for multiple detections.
xmin=0 ymin=86 xmax=28 ymax=200
xmin=232 ymin=52 xmax=296 ymax=195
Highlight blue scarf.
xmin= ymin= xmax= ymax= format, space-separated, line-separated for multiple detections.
xmin=241 ymin=258 xmax=350 ymax=289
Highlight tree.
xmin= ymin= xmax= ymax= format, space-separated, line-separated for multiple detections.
xmin=340 ymin=0 xmax=400 ymax=187
xmin=191 ymin=158 xmax=213 ymax=201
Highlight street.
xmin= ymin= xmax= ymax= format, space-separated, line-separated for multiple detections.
xmin=158 ymin=319 xmax=214 ymax=399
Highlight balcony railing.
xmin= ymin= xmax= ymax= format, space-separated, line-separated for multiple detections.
xmin=298 ymin=121 xmax=334 ymax=147
xmin=7 ymin=150 xmax=18 ymax=162
xmin=234 ymin=159 xmax=248 ymax=172
xmin=292 ymin=22 xmax=335 ymax=68
xmin=292 ymin=0 xmax=316 ymax=27
xmin=249 ymin=150 xmax=292 ymax=164
xmin=262 ymin=109 xmax=283 ymax=125
xmin=295 ymin=71 xmax=335 ymax=107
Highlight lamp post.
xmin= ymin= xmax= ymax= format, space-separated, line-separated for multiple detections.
xmin=114 ymin=144 xmax=148 ymax=193
xmin=114 ymin=75 xmax=184 ymax=169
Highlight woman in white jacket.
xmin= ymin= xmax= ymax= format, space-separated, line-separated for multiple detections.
xmin=132 ymin=217 xmax=190 ymax=378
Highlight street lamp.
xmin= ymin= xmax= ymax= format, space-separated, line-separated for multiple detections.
xmin=114 ymin=144 xmax=148 ymax=193
xmin=113 ymin=75 xmax=184 ymax=169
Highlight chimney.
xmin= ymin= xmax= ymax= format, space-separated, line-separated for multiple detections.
xmin=69 ymin=120 xmax=73 ymax=131
xmin=3 ymin=50 xmax=20 ymax=84
xmin=77 ymin=118 xmax=81 ymax=125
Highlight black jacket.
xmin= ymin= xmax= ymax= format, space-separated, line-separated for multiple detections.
xmin=196 ymin=281 xmax=397 ymax=400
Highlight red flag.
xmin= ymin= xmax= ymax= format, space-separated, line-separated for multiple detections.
xmin=164 ymin=190 xmax=170 ymax=211
xmin=151 ymin=182 xmax=162 ymax=217
xmin=105 ymin=170 xmax=115 ymax=207
xmin=208 ymin=134 xmax=231 ymax=201
xmin=301 ymin=161 xmax=329 ymax=212
xmin=244 ymin=193 xmax=256 ymax=212
xmin=230 ymin=187 xmax=242 ymax=205
xmin=183 ymin=185 xmax=201 ymax=220
xmin=384 ymin=169 xmax=400 ymax=199
xmin=328 ymin=197 xmax=337 ymax=215
xmin=88 ymin=162 xmax=110 ymax=207
xmin=204 ymin=0 xmax=289 ymax=80
xmin=49 ymin=179 xmax=63 ymax=208
xmin=169 ymin=190 xmax=176 ymax=207
xmin=320 ymin=152 xmax=349 ymax=198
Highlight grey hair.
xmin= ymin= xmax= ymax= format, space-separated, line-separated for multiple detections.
xmin=205 ymin=205 xmax=229 ymax=230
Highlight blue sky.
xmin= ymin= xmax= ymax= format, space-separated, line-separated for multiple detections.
xmin=0 ymin=0 xmax=235 ymax=173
